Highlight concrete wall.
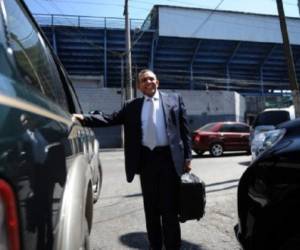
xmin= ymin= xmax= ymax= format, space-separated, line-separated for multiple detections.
xmin=71 ymin=75 xmax=104 ymax=89
xmin=161 ymin=90 xmax=245 ymax=130
xmin=73 ymin=81 xmax=246 ymax=147
xmin=72 ymin=82 xmax=123 ymax=148
xmin=159 ymin=6 xmax=300 ymax=45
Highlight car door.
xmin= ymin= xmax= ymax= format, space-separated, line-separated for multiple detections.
xmin=50 ymin=46 xmax=102 ymax=202
xmin=219 ymin=124 xmax=243 ymax=150
xmin=1 ymin=1 xmax=71 ymax=248
xmin=218 ymin=124 xmax=236 ymax=150
xmin=233 ymin=124 xmax=250 ymax=150
xmin=1 ymin=0 xmax=96 ymax=249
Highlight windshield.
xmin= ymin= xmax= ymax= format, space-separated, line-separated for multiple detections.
xmin=254 ymin=111 xmax=290 ymax=127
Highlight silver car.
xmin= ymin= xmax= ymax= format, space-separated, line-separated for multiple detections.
xmin=0 ymin=0 xmax=102 ymax=249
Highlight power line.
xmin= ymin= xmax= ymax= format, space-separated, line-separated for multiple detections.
xmin=38 ymin=0 xmax=149 ymax=11
xmin=37 ymin=0 xmax=252 ymax=44
xmin=31 ymin=0 xmax=122 ymax=56
xmin=131 ymin=0 xmax=212 ymax=8
xmin=34 ymin=0 xmax=300 ymax=16
xmin=270 ymin=0 xmax=298 ymax=6
xmin=31 ymin=0 xmax=148 ymax=58
xmin=191 ymin=0 xmax=225 ymax=36
xmin=32 ymin=0 xmax=300 ymax=32
xmin=29 ymin=0 xmax=300 ymax=88
xmin=143 ymin=2 xmax=300 ymax=34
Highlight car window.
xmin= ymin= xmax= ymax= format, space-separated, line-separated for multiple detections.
xmin=219 ymin=124 xmax=233 ymax=132
xmin=199 ymin=123 xmax=217 ymax=131
xmin=232 ymin=124 xmax=250 ymax=133
xmin=53 ymin=57 xmax=83 ymax=114
xmin=253 ymin=111 xmax=290 ymax=127
xmin=0 ymin=37 xmax=14 ymax=81
xmin=3 ymin=0 xmax=69 ymax=111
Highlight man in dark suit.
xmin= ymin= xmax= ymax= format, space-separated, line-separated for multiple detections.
xmin=74 ymin=69 xmax=192 ymax=250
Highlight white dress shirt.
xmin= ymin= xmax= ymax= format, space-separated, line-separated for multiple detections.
xmin=141 ymin=90 xmax=168 ymax=148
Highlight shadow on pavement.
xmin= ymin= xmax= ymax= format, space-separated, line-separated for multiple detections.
xmin=206 ymin=178 xmax=240 ymax=193
xmin=206 ymin=179 xmax=239 ymax=187
xmin=238 ymin=161 xmax=251 ymax=166
xmin=192 ymin=152 xmax=249 ymax=159
xmin=119 ymin=232 xmax=206 ymax=249
xmin=124 ymin=193 xmax=142 ymax=198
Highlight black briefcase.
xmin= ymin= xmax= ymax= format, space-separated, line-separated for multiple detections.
xmin=178 ymin=173 xmax=206 ymax=223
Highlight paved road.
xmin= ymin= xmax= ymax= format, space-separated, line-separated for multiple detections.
xmin=91 ymin=150 xmax=250 ymax=250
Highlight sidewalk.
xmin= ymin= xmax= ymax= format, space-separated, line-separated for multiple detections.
xmin=100 ymin=147 xmax=124 ymax=152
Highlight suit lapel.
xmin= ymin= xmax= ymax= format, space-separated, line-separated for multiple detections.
xmin=160 ymin=92 xmax=171 ymax=126
xmin=136 ymin=97 xmax=144 ymax=135
xmin=137 ymin=97 xmax=144 ymax=115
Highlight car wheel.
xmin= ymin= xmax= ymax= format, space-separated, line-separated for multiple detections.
xmin=80 ymin=218 xmax=90 ymax=250
xmin=210 ymin=143 xmax=223 ymax=157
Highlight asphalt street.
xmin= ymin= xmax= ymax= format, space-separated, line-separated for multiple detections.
xmin=91 ymin=150 xmax=250 ymax=250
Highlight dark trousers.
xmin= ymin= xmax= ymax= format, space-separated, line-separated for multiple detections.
xmin=140 ymin=146 xmax=181 ymax=250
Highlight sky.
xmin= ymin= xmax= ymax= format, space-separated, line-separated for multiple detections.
xmin=25 ymin=0 xmax=300 ymax=20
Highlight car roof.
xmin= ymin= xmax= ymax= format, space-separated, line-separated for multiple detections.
xmin=262 ymin=105 xmax=295 ymax=119
xmin=218 ymin=121 xmax=248 ymax=125
xmin=253 ymin=105 xmax=295 ymax=127
xmin=200 ymin=121 xmax=249 ymax=129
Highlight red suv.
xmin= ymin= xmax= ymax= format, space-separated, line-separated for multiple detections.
xmin=192 ymin=122 xmax=250 ymax=157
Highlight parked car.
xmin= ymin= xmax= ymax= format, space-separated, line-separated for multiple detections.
xmin=250 ymin=106 xmax=295 ymax=160
xmin=0 ymin=0 xmax=102 ymax=249
xmin=235 ymin=118 xmax=300 ymax=250
xmin=192 ymin=122 xmax=250 ymax=157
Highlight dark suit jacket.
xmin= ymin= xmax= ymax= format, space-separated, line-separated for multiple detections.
xmin=83 ymin=91 xmax=192 ymax=183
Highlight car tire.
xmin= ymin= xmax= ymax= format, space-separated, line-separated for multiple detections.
xmin=210 ymin=143 xmax=223 ymax=157
xmin=80 ymin=218 xmax=90 ymax=250
xmin=93 ymin=161 xmax=102 ymax=203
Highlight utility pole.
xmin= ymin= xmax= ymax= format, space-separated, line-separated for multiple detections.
xmin=120 ymin=56 xmax=125 ymax=148
xmin=124 ymin=0 xmax=133 ymax=100
xmin=276 ymin=0 xmax=300 ymax=117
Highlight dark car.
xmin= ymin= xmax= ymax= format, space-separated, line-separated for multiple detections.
xmin=192 ymin=122 xmax=250 ymax=157
xmin=0 ymin=0 xmax=102 ymax=249
xmin=235 ymin=118 xmax=300 ymax=250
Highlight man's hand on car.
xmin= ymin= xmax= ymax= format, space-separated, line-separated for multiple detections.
xmin=72 ymin=114 xmax=84 ymax=124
